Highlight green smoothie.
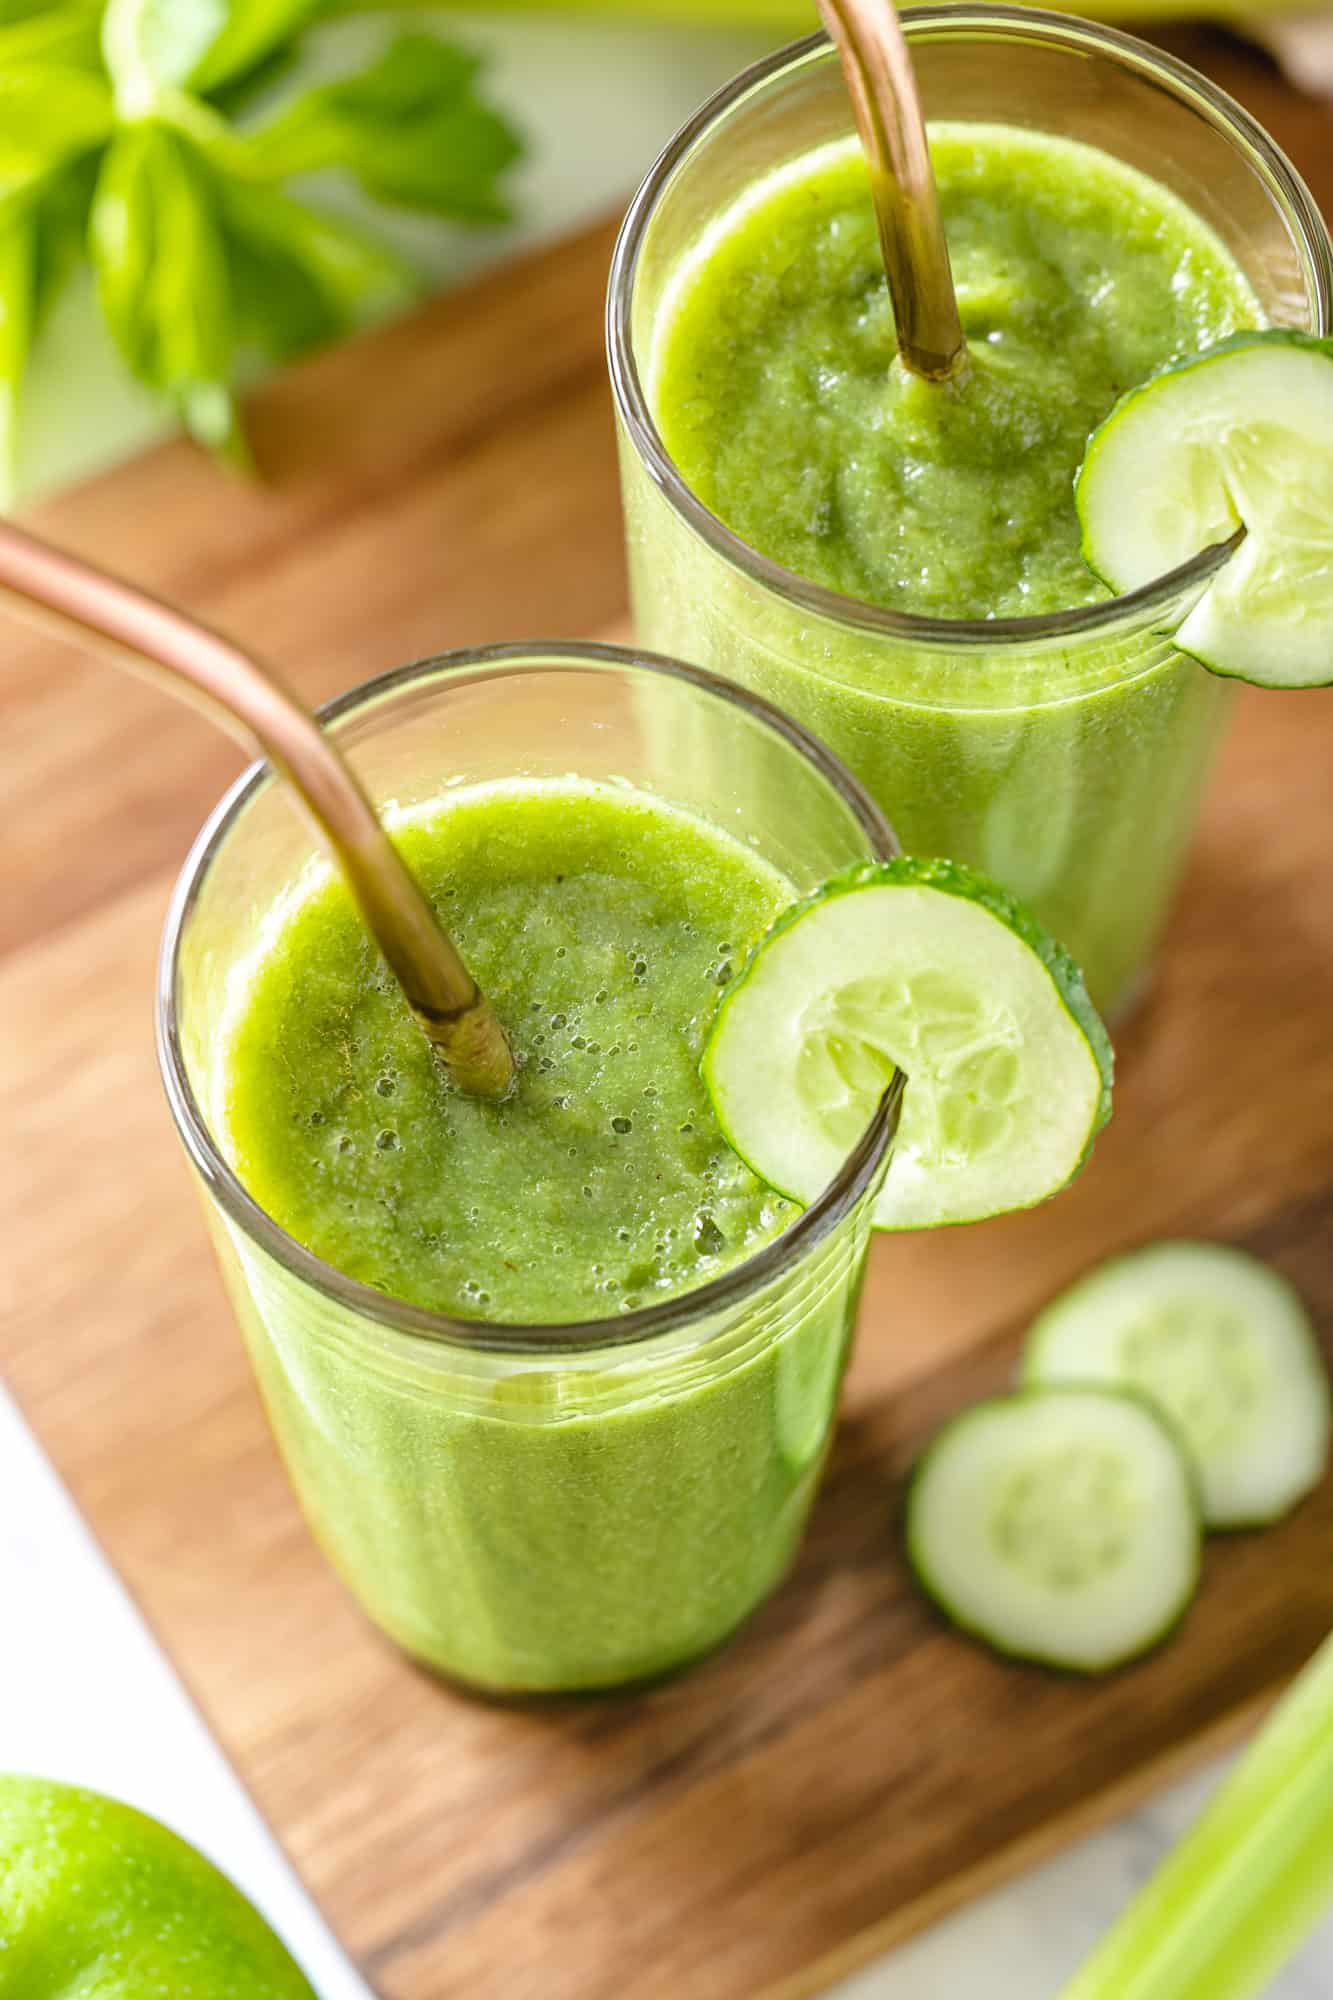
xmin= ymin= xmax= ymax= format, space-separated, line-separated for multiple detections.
xmin=216 ymin=780 xmax=870 ymax=1692
xmin=654 ymin=127 xmax=1252 ymax=620
xmin=621 ymin=123 xmax=1262 ymax=1009
xmin=226 ymin=782 xmax=794 ymax=1321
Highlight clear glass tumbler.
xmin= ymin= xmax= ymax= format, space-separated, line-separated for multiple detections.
xmin=158 ymin=644 xmax=902 ymax=1696
xmin=609 ymin=6 xmax=1333 ymax=1017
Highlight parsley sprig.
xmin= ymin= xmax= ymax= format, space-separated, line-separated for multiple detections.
xmin=0 ymin=0 xmax=522 ymax=483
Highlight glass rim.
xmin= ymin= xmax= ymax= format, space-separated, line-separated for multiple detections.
xmin=157 ymin=639 xmax=904 ymax=1358
xmin=607 ymin=2 xmax=1333 ymax=650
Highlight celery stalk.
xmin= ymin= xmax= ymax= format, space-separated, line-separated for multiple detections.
xmin=1057 ymin=1632 xmax=1333 ymax=2000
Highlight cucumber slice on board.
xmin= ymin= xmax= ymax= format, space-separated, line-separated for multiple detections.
xmin=1022 ymin=1242 xmax=1330 ymax=1529
xmin=906 ymin=1387 xmax=1201 ymax=1673
xmin=1076 ymin=331 xmax=1333 ymax=689
xmin=701 ymin=857 xmax=1112 ymax=1231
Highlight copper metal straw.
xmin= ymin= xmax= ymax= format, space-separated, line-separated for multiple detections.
xmin=817 ymin=0 xmax=966 ymax=381
xmin=0 ymin=519 xmax=515 ymax=1099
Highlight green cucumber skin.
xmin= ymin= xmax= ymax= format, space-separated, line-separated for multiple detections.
xmin=1078 ymin=329 xmax=1333 ymax=692
xmin=905 ymin=1385 xmax=1204 ymax=1676
xmin=703 ymin=854 xmax=1115 ymax=1219
xmin=1021 ymin=1243 xmax=1331 ymax=1532
xmin=1170 ymin=629 xmax=1333 ymax=695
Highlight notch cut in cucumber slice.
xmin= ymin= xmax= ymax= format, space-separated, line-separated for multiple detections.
xmin=1076 ymin=330 xmax=1333 ymax=689
xmin=1022 ymin=1242 xmax=1330 ymax=1529
xmin=906 ymin=1386 xmax=1201 ymax=1673
xmin=701 ymin=856 xmax=1112 ymax=1232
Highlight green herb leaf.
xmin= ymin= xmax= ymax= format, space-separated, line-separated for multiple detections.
xmin=0 ymin=4 xmax=103 ymax=71
xmin=0 ymin=7 xmax=520 ymax=477
xmin=0 ymin=63 xmax=113 ymax=184
xmin=0 ymin=0 xmax=92 ymax=24
xmin=101 ymin=0 xmax=220 ymax=101
xmin=200 ymin=36 xmax=300 ymax=122
xmin=0 ymin=211 xmax=37 ymax=498
xmin=30 ymin=152 xmax=97 ymax=314
xmin=242 ymin=32 xmax=523 ymax=222
xmin=218 ymin=174 xmax=416 ymax=360
xmin=101 ymin=0 xmax=322 ymax=102
xmin=188 ymin=0 xmax=323 ymax=95
xmin=0 ymin=157 xmax=93 ymax=496
xmin=0 ymin=1 xmax=90 ymax=17
xmin=90 ymin=122 xmax=243 ymax=460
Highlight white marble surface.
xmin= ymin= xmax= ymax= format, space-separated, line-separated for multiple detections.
xmin=5 ymin=1376 xmax=1330 ymax=1998
xmin=0 ymin=1382 xmax=374 ymax=1998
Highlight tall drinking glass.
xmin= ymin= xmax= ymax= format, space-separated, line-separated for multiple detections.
xmin=158 ymin=645 xmax=901 ymax=1696
xmin=609 ymin=7 xmax=1333 ymax=1016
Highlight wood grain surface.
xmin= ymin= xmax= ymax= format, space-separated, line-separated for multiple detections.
xmin=3 ymin=30 xmax=1333 ymax=2000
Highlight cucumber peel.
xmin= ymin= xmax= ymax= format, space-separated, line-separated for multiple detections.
xmin=1076 ymin=330 xmax=1333 ymax=689
xmin=702 ymin=856 xmax=1113 ymax=1231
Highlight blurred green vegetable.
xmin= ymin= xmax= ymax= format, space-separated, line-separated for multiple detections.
xmin=1056 ymin=1628 xmax=1333 ymax=2000
xmin=0 ymin=0 xmax=521 ymax=487
xmin=241 ymin=35 xmax=521 ymax=219
xmin=335 ymin=0 xmax=816 ymax=18
xmin=407 ymin=0 xmax=1311 ymax=28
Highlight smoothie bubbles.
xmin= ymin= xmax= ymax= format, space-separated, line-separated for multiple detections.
xmin=159 ymin=648 xmax=902 ymax=1695
xmin=608 ymin=6 xmax=1333 ymax=1016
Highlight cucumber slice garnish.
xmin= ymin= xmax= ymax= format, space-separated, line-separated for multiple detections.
xmin=1022 ymin=1243 xmax=1330 ymax=1529
xmin=1076 ymin=330 xmax=1333 ymax=689
xmin=906 ymin=1386 xmax=1201 ymax=1673
xmin=701 ymin=857 xmax=1112 ymax=1231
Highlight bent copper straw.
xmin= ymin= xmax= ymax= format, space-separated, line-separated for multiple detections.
xmin=817 ymin=0 xmax=965 ymax=381
xmin=0 ymin=519 xmax=515 ymax=1099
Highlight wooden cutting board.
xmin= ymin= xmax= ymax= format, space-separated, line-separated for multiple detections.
xmin=4 ymin=30 xmax=1333 ymax=2000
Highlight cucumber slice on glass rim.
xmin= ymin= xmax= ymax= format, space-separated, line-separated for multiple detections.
xmin=1076 ymin=330 xmax=1333 ymax=689
xmin=701 ymin=857 xmax=1112 ymax=1231
xmin=906 ymin=1386 xmax=1202 ymax=1673
xmin=1022 ymin=1242 xmax=1330 ymax=1529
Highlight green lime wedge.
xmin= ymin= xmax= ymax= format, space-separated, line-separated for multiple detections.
xmin=1077 ymin=330 xmax=1333 ymax=689
xmin=701 ymin=856 xmax=1113 ymax=1231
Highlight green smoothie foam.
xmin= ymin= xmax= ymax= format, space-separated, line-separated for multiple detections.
xmin=217 ymin=779 xmax=868 ymax=1692
xmin=623 ymin=123 xmax=1261 ymax=1011
xmin=225 ymin=781 xmax=793 ymax=1321
xmin=653 ymin=126 xmax=1255 ymax=619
